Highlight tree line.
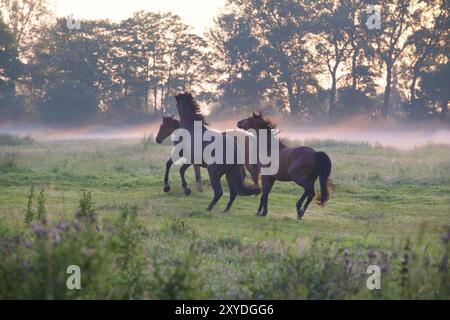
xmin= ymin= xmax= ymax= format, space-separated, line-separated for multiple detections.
xmin=0 ymin=0 xmax=448 ymax=124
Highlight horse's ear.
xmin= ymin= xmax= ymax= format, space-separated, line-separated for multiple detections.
xmin=252 ymin=112 xmax=257 ymax=118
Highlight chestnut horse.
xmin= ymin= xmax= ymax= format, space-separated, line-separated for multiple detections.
xmin=237 ymin=113 xmax=333 ymax=219
xmin=155 ymin=115 xmax=202 ymax=195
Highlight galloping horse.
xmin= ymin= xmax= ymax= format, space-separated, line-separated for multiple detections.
xmin=237 ymin=112 xmax=333 ymax=219
xmin=156 ymin=115 xmax=260 ymax=195
xmin=175 ymin=92 xmax=261 ymax=212
xmin=155 ymin=115 xmax=202 ymax=195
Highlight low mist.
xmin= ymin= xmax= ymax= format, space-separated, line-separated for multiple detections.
xmin=1 ymin=117 xmax=449 ymax=150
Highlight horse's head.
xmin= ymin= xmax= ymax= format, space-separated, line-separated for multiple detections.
xmin=237 ymin=112 xmax=267 ymax=130
xmin=155 ymin=115 xmax=179 ymax=144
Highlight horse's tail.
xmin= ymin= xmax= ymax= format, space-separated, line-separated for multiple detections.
xmin=229 ymin=165 xmax=261 ymax=196
xmin=314 ymin=151 xmax=334 ymax=207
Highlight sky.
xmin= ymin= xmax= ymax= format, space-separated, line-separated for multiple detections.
xmin=49 ymin=0 xmax=227 ymax=35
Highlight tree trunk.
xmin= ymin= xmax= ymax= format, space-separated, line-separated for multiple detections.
xmin=153 ymin=87 xmax=158 ymax=114
xmin=351 ymin=47 xmax=358 ymax=91
xmin=152 ymin=52 xmax=158 ymax=114
xmin=286 ymin=81 xmax=297 ymax=115
xmin=329 ymin=67 xmax=338 ymax=118
xmin=382 ymin=63 xmax=392 ymax=119
xmin=441 ymin=99 xmax=448 ymax=121
xmin=144 ymin=87 xmax=149 ymax=114
xmin=409 ymin=72 xmax=418 ymax=118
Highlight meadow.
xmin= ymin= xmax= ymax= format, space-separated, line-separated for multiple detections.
xmin=0 ymin=133 xmax=449 ymax=299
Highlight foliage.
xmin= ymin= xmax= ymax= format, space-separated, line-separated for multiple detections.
xmin=1 ymin=0 xmax=448 ymax=122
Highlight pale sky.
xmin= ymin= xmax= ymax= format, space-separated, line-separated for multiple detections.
xmin=49 ymin=0 xmax=226 ymax=35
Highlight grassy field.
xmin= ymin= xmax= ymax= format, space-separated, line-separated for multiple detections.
xmin=0 ymin=135 xmax=449 ymax=299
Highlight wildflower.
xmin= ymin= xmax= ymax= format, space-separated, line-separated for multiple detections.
xmin=367 ymin=249 xmax=378 ymax=259
xmin=32 ymin=223 xmax=48 ymax=238
xmin=441 ymin=230 xmax=450 ymax=244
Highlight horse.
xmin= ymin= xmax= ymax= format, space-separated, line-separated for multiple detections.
xmin=155 ymin=115 xmax=260 ymax=195
xmin=155 ymin=115 xmax=202 ymax=195
xmin=237 ymin=112 xmax=333 ymax=219
xmin=175 ymin=92 xmax=261 ymax=212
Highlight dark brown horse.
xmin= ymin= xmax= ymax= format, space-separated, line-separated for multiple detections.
xmin=155 ymin=115 xmax=202 ymax=195
xmin=175 ymin=93 xmax=260 ymax=212
xmin=237 ymin=112 xmax=333 ymax=219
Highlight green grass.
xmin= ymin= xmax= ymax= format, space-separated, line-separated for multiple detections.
xmin=0 ymin=137 xmax=449 ymax=299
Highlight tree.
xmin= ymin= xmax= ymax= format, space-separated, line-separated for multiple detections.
xmin=0 ymin=18 xmax=22 ymax=116
xmin=31 ymin=18 xmax=104 ymax=123
xmin=37 ymin=80 xmax=99 ymax=123
xmin=229 ymin=0 xmax=321 ymax=116
xmin=405 ymin=0 xmax=448 ymax=119
xmin=0 ymin=0 xmax=50 ymax=56
xmin=207 ymin=12 xmax=268 ymax=114
xmin=419 ymin=63 xmax=449 ymax=121
xmin=312 ymin=0 xmax=354 ymax=117
xmin=108 ymin=12 xmax=206 ymax=115
xmin=372 ymin=0 xmax=415 ymax=118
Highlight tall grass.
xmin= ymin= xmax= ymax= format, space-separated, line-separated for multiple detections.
xmin=0 ymin=187 xmax=448 ymax=299
xmin=0 ymin=139 xmax=448 ymax=299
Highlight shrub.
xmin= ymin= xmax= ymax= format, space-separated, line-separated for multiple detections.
xmin=77 ymin=190 xmax=96 ymax=221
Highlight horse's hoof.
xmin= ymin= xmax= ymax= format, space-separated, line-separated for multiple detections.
xmin=223 ymin=209 xmax=230 ymax=213
xmin=184 ymin=188 xmax=192 ymax=196
xmin=297 ymin=208 xmax=305 ymax=219
xmin=163 ymin=185 xmax=170 ymax=193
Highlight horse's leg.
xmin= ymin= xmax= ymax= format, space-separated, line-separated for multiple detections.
xmin=223 ymin=172 xmax=237 ymax=213
xmin=163 ymin=158 xmax=173 ymax=192
xmin=293 ymin=177 xmax=314 ymax=219
xmin=194 ymin=165 xmax=202 ymax=192
xmin=245 ymin=163 xmax=259 ymax=187
xmin=256 ymin=175 xmax=265 ymax=214
xmin=301 ymin=180 xmax=316 ymax=213
xmin=206 ymin=165 xmax=224 ymax=211
xmin=179 ymin=164 xmax=192 ymax=196
xmin=257 ymin=176 xmax=274 ymax=217
xmin=293 ymin=177 xmax=316 ymax=219
xmin=296 ymin=190 xmax=308 ymax=217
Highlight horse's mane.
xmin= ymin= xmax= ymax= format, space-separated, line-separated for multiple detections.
xmin=260 ymin=117 xmax=277 ymax=130
xmin=259 ymin=115 xmax=286 ymax=146
xmin=177 ymin=93 xmax=209 ymax=125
